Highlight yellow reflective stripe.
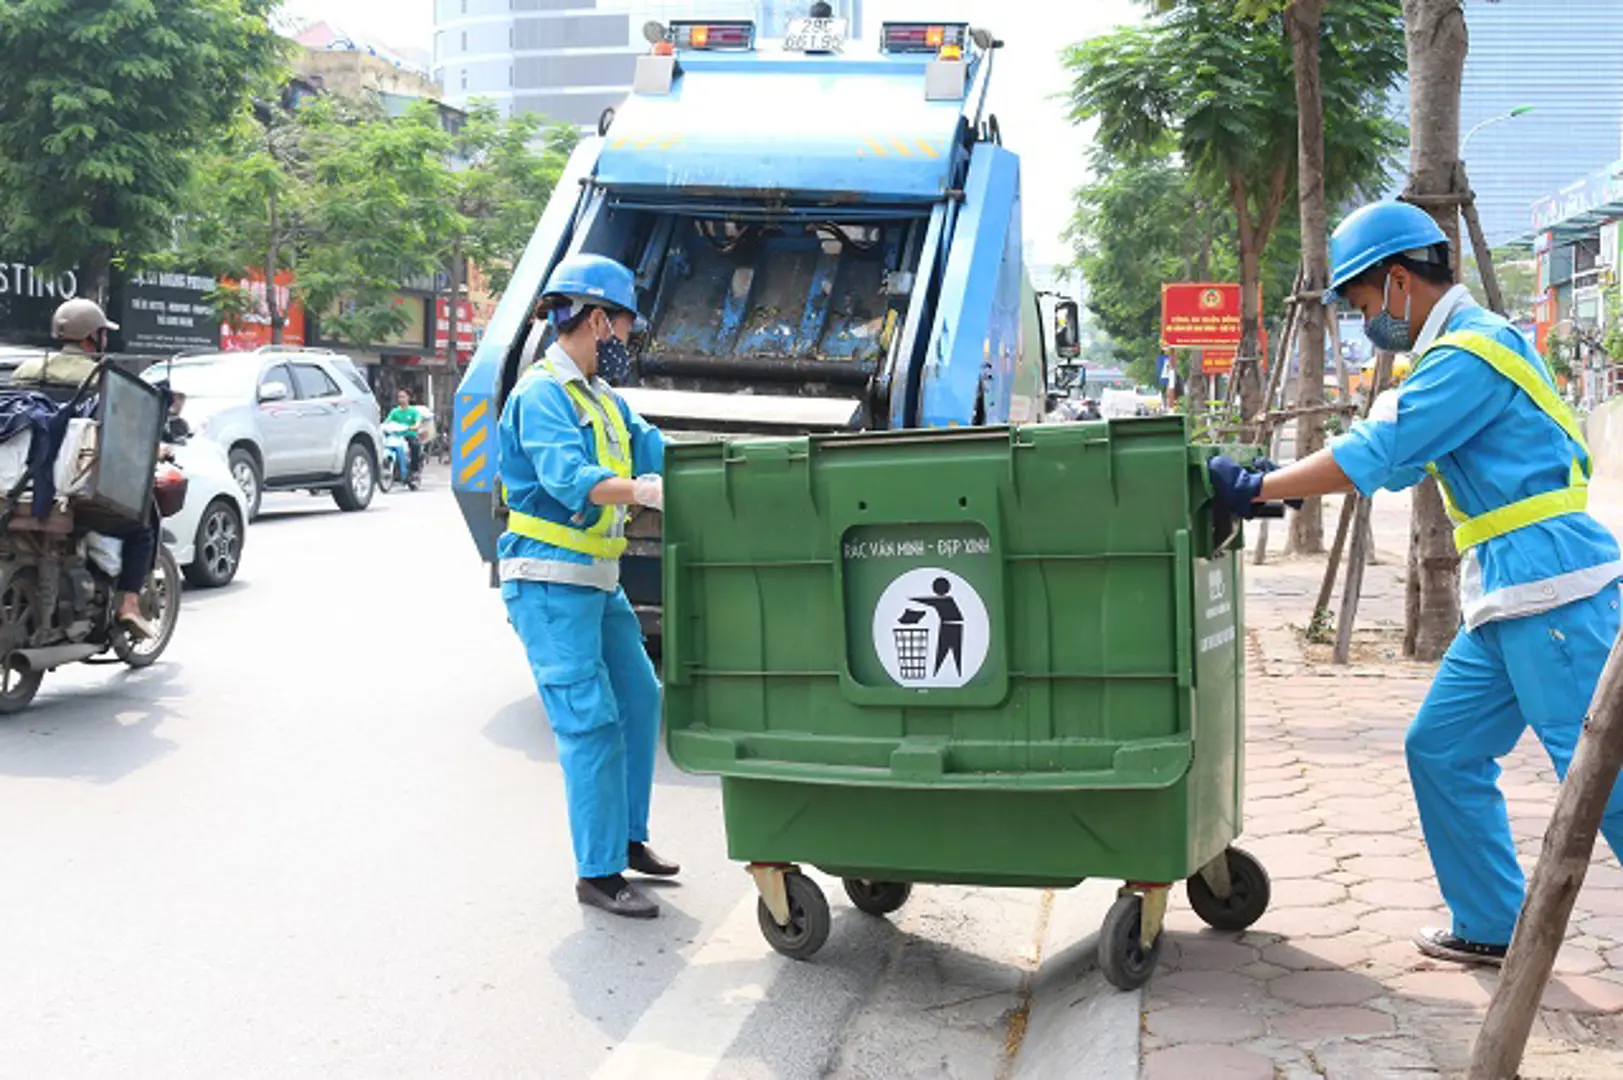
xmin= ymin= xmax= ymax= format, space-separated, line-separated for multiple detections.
xmin=1420 ymin=330 xmax=1593 ymax=551
xmin=1452 ymin=486 xmax=1589 ymax=553
xmin=506 ymin=509 xmax=628 ymax=558
xmin=1431 ymin=330 xmax=1591 ymax=472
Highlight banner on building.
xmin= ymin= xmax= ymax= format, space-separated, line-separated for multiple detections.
xmin=1161 ymin=283 xmax=1243 ymax=347
xmin=434 ymin=297 xmax=475 ymax=361
xmin=220 ymin=270 xmax=305 ymax=352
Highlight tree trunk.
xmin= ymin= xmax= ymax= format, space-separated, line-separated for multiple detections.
xmin=1237 ymin=244 xmax=1265 ymax=420
xmin=446 ymin=239 xmax=465 ymax=369
xmin=1287 ymin=0 xmax=1328 ymax=554
xmin=266 ymin=189 xmax=284 ymax=346
xmin=86 ymin=244 xmax=112 ymax=309
xmin=1401 ymin=0 xmax=1467 ymax=660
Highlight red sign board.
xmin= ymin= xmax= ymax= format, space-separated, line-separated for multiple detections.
xmin=1162 ymin=283 xmax=1242 ymax=347
xmin=435 ymin=298 xmax=475 ymax=361
xmin=220 ymin=270 xmax=305 ymax=352
xmin=1201 ymin=348 xmax=1237 ymax=375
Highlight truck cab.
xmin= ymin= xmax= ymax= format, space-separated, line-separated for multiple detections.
xmin=454 ymin=15 xmax=1062 ymax=642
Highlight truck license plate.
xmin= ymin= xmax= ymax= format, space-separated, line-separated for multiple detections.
xmin=784 ymin=17 xmax=846 ymax=52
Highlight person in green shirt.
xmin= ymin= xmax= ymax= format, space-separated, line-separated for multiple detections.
xmin=385 ymin=388 xmax=425 ymax=478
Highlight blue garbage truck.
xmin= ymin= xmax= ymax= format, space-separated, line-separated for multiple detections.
xmin=451 ymin=15 xmax=1075 ymax=646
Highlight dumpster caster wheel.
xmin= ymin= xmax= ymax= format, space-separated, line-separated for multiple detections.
xmin=843 ymin=879 xmax=912 ymax=917
xmin=1186 ymin=846 xmax=1271 ymax=932
xmin=1098 ymin=893 xmax=1163 ymax=991
xmin=757 ymin=871 xmax=830 ymax=960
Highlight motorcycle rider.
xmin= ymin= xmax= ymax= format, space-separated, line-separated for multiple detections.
xmin=384 ymin=388 xmax=425 ymax=481
xmin=15 ymin=299 xmax=158 ymax=639
xmin=13 ymin=297 xmax=114 ymax=394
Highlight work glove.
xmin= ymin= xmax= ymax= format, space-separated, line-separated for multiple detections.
xmin=1208 ymin=455 xmax=1273 ymax=519
xmin=632 ymin=474 xmax=664 ymax=512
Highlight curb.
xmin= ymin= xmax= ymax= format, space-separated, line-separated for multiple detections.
xmin=1009 ymin=880 xmax=1140 ymax=1080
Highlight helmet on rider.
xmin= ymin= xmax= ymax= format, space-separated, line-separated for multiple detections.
xmin=1326 ymin=201 xmax=1449 ymax=304
xmin=52 ymin=297 xmax=119 ymax=345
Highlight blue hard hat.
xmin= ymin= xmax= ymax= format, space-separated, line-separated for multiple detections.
xmin=1326 ymin=201 xmax=1449 ymax=303
xmin=541 ymin=253 xmax=642 ymax=318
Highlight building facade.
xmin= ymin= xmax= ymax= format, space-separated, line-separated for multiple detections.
xmin=432 ymin=0 xmax=863 ymax=127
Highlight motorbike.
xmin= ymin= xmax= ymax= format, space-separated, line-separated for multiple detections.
xmin=378 ymin=420 xmax=421 ymax=492
xmin=0 ymin=365 xmax=183 ymax=714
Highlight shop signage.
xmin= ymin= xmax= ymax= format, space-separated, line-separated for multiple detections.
xmin=119 ymin=270 xmax=220 ymax=354
xmin=0 ymin=257 xmax=80 ymax=346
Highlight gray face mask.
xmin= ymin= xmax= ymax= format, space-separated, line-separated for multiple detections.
xmin=1364 ymin=271 xmax=1412 ymax=353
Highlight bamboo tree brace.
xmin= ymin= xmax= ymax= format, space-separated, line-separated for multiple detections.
xmin=1422 ymin=330 xmax=1591 ymax=554
xmin=506 ymin=360 xmax=633 ymax=558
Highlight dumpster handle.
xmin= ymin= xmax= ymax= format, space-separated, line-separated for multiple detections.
xmin=664 ymin=542 xmax=689 ymax=687
xmin=1174 ymin=529 xmax=1193 ymax=692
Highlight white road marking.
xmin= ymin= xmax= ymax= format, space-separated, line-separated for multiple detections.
xmin=590 ymin=892 xmax=772 ymax=1080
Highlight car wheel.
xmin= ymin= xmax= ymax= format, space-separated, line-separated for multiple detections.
xmin=229 ymin=449 xmax=262 ymax=521
xmin=333 ymin=443 xmax=375 ymax=512
xmin=183 ymin=499 xmax=243 ymax=588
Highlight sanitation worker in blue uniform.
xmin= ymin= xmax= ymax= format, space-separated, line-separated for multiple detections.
xmin=498 ymin=253 xmax=676 ymax=919
xmin=1209 ymin=201 xmax=1623 ymax=965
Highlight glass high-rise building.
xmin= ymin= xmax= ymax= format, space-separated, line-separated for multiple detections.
xmin=1379 ymin=0 xmax=1623 ymax=247
xmin=433 ymin=0 xmax=863 ymax=128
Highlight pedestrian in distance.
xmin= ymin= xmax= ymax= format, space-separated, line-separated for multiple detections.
xmin=497 ymin=252 xmax=676 ymax=919
xmin=1208 ymin=200 xmax=1623 ymax=966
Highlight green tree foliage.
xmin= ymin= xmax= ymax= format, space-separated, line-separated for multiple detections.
xmin=0 ymin=0 xmax=284 ymax=298
xmin=450 ymin=104 xmax=580 ymax=297
xmin=178 ymin=96 xmax=577 ymax=349
xmin=1064 ymin=0 xmax=1406 ymax=412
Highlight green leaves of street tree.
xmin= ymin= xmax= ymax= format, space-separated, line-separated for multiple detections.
xmin=179 ymin=95 xmax=575 ymax=349
xmin=0 ymin=0 xmax=285 ymax=298
xmin=1064 ymin=0 xmax=1406 ymax=411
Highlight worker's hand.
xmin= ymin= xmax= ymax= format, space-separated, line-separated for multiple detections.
xmin=1208 ymin=454 xmax=1271 ymax=519
xmin=632 ymin=474 xmax=664 ymax=512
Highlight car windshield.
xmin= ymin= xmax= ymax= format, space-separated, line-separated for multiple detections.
xmin=146 ymin=359 xmax=258 ymax=400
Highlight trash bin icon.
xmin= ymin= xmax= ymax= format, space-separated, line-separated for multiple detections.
xmin=893 ymin=609 xmax=929 ymax=681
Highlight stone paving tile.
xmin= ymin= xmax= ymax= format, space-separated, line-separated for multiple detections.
xmin=1140 ymin=487 xmax=1623 ymax=1078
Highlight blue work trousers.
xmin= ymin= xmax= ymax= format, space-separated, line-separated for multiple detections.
xmin=1407 ymin=586 xmax=1623 ymax=945
xmin=503 ymin=579 xmax=661 ymax=879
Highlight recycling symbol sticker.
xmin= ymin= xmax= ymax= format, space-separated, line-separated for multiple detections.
xmin=871 ymin=567 xmax=990 ymax=688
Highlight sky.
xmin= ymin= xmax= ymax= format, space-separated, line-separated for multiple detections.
xmin=278 ymin=0 xmax=1142 ymax=271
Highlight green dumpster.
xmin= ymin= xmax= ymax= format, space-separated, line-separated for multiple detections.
xmin=661 ymin=417 xmax=1271 ymax=989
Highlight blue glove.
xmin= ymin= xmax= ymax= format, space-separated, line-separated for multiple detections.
xmin=1208 ymin=454 xmax=1269 ymax=519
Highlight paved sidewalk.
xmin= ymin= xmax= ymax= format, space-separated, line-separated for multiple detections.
xmin=1141 ymin=489 xmax=1623 ymax=1079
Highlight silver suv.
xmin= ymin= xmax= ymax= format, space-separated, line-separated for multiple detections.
xmin=146 ymin=347 xmax=384 ymax=519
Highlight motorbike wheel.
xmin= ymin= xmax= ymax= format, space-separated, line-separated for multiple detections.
xmin=378 ymin=454 xmax=396 ymax=493
xmin=0 ymin=571 xmax=43 ymax=714
xmin=113 ymin=547 xmax=180 ymax=668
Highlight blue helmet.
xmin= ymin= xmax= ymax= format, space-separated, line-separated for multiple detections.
xmin=1326 ymin=201 xmax=1449 ymax=302
xmin=541 ymin=253 xmax=642 ymax=318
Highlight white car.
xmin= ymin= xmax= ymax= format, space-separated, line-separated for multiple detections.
xmin=164 ymin=435 xmax=249 ymax=588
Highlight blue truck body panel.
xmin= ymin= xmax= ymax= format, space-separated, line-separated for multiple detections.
xmin=596 ymin=53 xmax=969 ymax=202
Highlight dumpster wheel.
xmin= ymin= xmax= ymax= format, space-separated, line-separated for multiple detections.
xmin=1098 ymin=889 xmax=1167 ymax=991
xmin=753 ymin=868 xmax=831 ymax=960
xmin=842 ymin=879 xmax=913 ymax=917
xmin=1185 ymin=846 xmax=1272 ymax=933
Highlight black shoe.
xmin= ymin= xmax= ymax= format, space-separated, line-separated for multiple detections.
xmin=1414 ymin=927 xmax=1507 ymax=966
xmin=576 ymin=878 xmax=659 ymax=919
xmin=628 ymin=842 xmax=680 ymax=878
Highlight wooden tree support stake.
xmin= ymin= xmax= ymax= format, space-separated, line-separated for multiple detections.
xmin=1327 ymin=350 xmax=1393 ymax=664
xmin=1468 ymin=631 xmax=1623 ymax=1078
xmin=1309 ymin=491 xmax=1357 ymax=638
xmin=1252 ymin=267 xmax=1308 ymax=567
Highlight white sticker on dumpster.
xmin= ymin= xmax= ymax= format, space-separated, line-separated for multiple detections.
xmin=871 ymin=567 xmax=989 ymax=688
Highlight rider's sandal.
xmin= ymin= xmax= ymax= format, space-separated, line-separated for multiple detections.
xmin=118 ymin=612 xmax=157 ymax=641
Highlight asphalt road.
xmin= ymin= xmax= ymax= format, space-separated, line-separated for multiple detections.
xmin=0 ymin=470 xmax=1069 ymax=1079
